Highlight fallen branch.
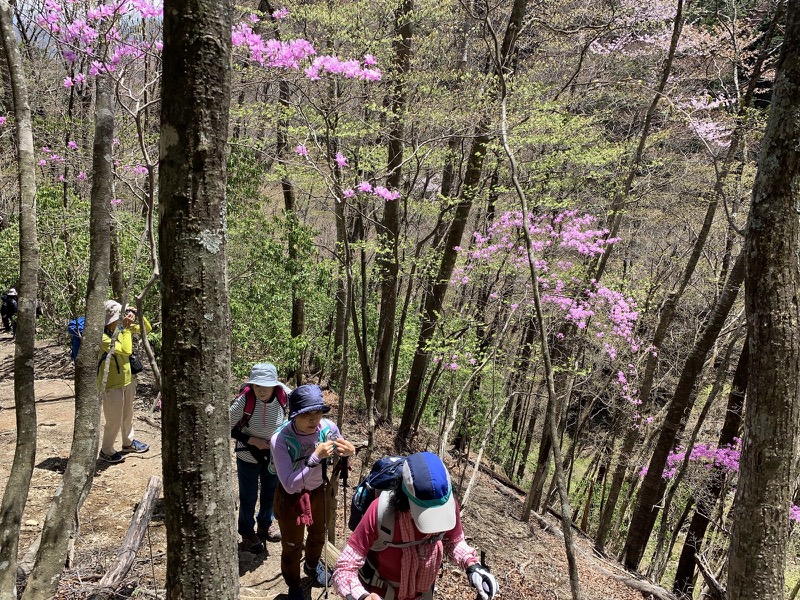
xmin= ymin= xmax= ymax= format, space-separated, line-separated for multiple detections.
xmin=87 ymin=475 xmax=162 ymax=600
xmin=453 ymin=453 xmax=528 ymax=496
xmin=695 ymin=556 xmax=725 ymax=600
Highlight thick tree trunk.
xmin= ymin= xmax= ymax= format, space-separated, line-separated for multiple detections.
xmin=0 ymin=2 xmax=39 ymax=595
xmin=622 ymin=252 xmax=745 ymax=570
xmin=21 ymin=73 xmax=113 ymax=600
xmin=672 ymin=341 xmax=747 ymax=597
xmin=397 ymin=127 xmax=491 ymax=448
xmin=728 ymin=6 xmax=800 ymax=596
xmin=159 ymin=0 xmax=238 ymax=597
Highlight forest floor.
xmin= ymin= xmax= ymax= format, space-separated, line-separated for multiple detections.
xmin=0 ymin=336 xmax=649 ymax=600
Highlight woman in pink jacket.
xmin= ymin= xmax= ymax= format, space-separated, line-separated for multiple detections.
xmin=332 ymin=452 xmax=498 ymax=600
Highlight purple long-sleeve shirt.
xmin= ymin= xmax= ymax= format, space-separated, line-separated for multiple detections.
xmin=270 ymin=418 xmax=341 ymax=494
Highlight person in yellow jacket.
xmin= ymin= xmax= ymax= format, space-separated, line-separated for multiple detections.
xmin=97 ymin=300 xmax=152 ymax=464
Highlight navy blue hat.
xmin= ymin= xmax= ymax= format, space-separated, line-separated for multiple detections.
xmin=288 ymin=384 xmax=331 ymax=419
xmin=401 ymin=452 xmax=456 ymax=534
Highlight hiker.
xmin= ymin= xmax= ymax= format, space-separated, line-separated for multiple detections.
xmin=2 ymin=288 xmax=18 ymax=337
xmin=97 ymin=300 xmax=151 ymax=464
xmin=230 ymin=362 xmax=290 ymax=553
xmin=271 ymin=384 xmax=356 ymax=600
xmin=332 ymin=451 xmax=499 ymax=600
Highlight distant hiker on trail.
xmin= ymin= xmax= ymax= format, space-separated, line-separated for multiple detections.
xmin=230 ymin=362 xmax=290 ymax=553
xmin=271 ymin=384 xmax=356 ymax=600
xmin=98 ymin=300 xmax=152 ymax=464
xmin=2 ymin=288 xmax=18 ymax=337
xmin=332 ymin=451 xmax=499 ymax=600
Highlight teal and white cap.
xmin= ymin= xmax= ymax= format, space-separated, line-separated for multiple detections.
xmin=401 ymin=451 xmax=456 ymax=534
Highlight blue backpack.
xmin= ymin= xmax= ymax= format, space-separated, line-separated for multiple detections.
xmin=67 ymin=317 xmax=85 ymax=361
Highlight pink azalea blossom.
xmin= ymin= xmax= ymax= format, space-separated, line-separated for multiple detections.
xmin=294 ymin=144 xmax=308 ymax=156
xmin=335 ymin=152 xmax=348 ymax=167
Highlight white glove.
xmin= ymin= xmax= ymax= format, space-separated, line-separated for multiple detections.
xmin=467 ymin=563 xmax=499 ymax=600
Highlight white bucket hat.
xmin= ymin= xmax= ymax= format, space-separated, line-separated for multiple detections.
xmin=246 ymin=363 xmax=279 ymax=387
xmin=104 ymin=300 xmax=122 ymax=325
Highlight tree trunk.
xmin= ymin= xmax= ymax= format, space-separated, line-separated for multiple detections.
xmin=21 ymin=73 xmax=112 ymax=600
xmin=0 ymin=1 xmax=39 ymax=595
xmin=374 ymin=0 xmax=412 ymax=420
xmin=728 ymin=5 xmax=800 ymax=596
xmin=594 ymin=3 xmax=781 ymax=553
xmin=593 ymin=0 xmax=685 ymax=281
xmin=159 ymin=0 xmax=238 ymax=597
xmin=672 ymin=341 xmax=747 ymax=597
xmin=622 ymin=252 xmax=745 ymax=570
xmin=396 ymin=0 xmax=529 ymax=449
xmin=501 ymin=94 xmax=582 ymax=599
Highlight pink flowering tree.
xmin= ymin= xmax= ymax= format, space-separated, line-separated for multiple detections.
xmin=450 ymin=209 xmax=641 ymax=400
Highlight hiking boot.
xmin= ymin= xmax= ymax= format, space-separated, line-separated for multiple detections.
xmin=241 ymin=532 xmax=265 ymax=554
xmin=286 ymin=586 xmax=304 ymax=600
xmin=98 ymin=451 xmax=125 ymax=464
xmin=121 ymin=439 xmax=149 ymax=453
xmin=304 ymin=561 xmax=331 ymax=587
xmin=258 ymin=522 xmax=282 ymax=542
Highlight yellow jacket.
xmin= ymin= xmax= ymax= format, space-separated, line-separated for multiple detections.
xmin=97 ymin=316 xmax=152 ymax=391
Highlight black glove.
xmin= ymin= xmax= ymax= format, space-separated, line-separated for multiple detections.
xmin=467 ymin=563 xmax=499 ymax=600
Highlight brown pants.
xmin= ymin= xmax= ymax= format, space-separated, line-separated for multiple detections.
xmin=274 ymin=482 xmax=335 ymax=587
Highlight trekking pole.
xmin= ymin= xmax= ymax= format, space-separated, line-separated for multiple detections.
xmin=475 ymin=550 xmax=490 ymax=600
xmin=322 ymin=457 xmax=330 ymax=600
xmin=340 ymin=455 xmax=349 ymax=541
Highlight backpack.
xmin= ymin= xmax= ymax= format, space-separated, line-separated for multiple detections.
xmin=348 ymin=456 xmax=405 ymax=533
xmin=233 ymin=384 xmax=288 ymax=430
xmin=67 ymin=317 xmax=85 ymax=361
xmin=69 ymin=316 xmax=122 ymax=375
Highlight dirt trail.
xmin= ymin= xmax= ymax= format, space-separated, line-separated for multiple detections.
xmin=0 ymin=334 xmax=645 ymax=599
xmin=0 ymin=336 xmax=286 ymax=599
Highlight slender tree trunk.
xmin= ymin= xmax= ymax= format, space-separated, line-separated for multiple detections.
xmin=728 ymin=6 xmax=800 ymax=596
xmin=21 ymin=73 xmax=112 ymax=600
xmin=501 ymin=94 xmax=582 ymax=599
xmin=593 ymin=4 xmax=780 ymax=553
xmin=0 ymin=2 xmax=39 ymax=595
xmin=647 ymin=330 xmax=742 ymax=581
xmin=593 ymin=0 xmax=685 ymax=281
xmin=374 ymin=0 xmax=413 ymax=420
xmin=159 ymin=0 xmax=238 ymax=596
xmin=396 ymin=0 xmax=529 ymax=449
xmin=673 ymin=342 xmax=747 ymax=597
xmin=622 ymin=252 xmax=745 ymax=570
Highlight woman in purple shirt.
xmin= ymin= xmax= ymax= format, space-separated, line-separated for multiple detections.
xmin=271 ymin=384 xmax=356 ymax=600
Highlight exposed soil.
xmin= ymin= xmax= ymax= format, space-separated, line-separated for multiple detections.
xmin=0 ymin=336 xmax=645 ymax=599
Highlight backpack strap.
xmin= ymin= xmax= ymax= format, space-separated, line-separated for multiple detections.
xmin=370 ymin=491 xmax=396 ymax=553
xmin=275 ymin=385 xmax=288 ymax=408
xmin=270 ymin=418 xmax=334 ymax=469
xmin=234 ymin=386 xmax=258 ymax=430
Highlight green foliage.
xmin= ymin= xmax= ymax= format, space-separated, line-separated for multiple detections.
xmin=226 ymin=147 xmax=335 ymax=381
